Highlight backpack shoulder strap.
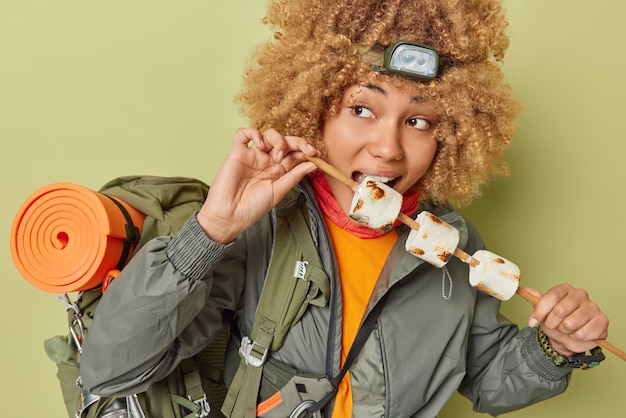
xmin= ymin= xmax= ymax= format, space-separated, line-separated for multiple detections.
xmin=221 ymin=188 xmax=330 ymax=418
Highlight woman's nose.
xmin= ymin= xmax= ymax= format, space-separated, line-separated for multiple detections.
xmin=367 ymin=125 xmax=404 ymax=161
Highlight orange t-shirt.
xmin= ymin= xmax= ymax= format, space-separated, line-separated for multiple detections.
xmin=325 ymin=217 xmax=398 ymax=418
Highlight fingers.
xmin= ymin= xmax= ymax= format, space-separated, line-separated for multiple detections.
xmin=271 ymin=159 xmax=318 ymax=198
xmin=528 ymin=284 xmax=609 ymax=354
xmin=238 ymin=128 xmax=319 ymax=163
xmin=528 ymin=284 xmax=573 ymax=329
xmin=530 ymin=285 xmax=587 ymax=331
xmin=198 ymin=128 xmax=319 ymax=244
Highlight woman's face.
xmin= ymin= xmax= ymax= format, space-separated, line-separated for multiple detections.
xmin=322 ymin=80 xmax=439 ymax=213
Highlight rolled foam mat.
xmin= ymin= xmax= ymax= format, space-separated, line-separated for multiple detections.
xmin=10 ymin=182 xmax=145 ymax=293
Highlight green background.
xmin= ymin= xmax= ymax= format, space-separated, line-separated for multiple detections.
xmin=1 ymin=1 xmax=624 ymax=417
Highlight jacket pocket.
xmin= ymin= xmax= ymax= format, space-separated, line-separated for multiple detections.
xmin=257 ymin=374 xmax=334 ymax=418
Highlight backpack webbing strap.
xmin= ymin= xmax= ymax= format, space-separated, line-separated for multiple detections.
xmin=221 ymin=190 xmax=329 ymax=418
xmin=180 ymin=357 xmax=211 ymax=417
xmin=102 ymin=194 xmax=141 ymax=271
xmin=286 ymin=208 xmax=330 ymax=314
xmin=170 ymin=395 xmax=202 ymax=418
xmin=306 ymin=289 xmax=392 ymax=415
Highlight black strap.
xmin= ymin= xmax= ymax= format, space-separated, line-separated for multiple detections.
xmin=102 ymin=194 xmax=141 ymax=270
xmin=307 ymin=289 xmax=392 ymax=413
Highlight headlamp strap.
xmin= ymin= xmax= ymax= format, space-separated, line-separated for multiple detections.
xmin=357 ymin=44 xmax=386 ymax=72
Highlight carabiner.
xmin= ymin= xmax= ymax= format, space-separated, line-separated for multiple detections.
xmin=289 ymin=400 xmax=321 ymax=418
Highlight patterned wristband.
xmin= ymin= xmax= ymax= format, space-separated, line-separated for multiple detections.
xmin=536 ymin=327 xmax=605 ymax=369
xmin=536 ymin=327 xmax=567 ymax=366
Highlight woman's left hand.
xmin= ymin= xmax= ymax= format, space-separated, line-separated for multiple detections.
xmin=526 ymin=284 xmax=609 ymax=356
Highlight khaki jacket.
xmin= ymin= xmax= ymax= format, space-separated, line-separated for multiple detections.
xmin=81 ymin=179 xmax=571 ymax=418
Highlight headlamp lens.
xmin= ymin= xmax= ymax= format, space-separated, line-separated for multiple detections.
xmin=388 ymin=44 xmax=438 ymax=78
xmin=359 ymin=41 xmax=440 ymax=81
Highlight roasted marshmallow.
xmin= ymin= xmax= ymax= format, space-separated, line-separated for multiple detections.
xmin=469 ymin=250 xmax=520 ymax=301
xmin=405 ymin=211 xmax=460 ymax=267
xmin=349 ymin=176 xmax=402 ymax=232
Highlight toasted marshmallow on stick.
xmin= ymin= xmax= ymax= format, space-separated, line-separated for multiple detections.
xmin=469 ymin=250 xmax=520 ymax=301
xmin=295 ymin=158 xmax=626 ymax=363
xmin=405 ymin=211 xmax=460 ymax=267
xmin=349 ymin=176 xmax=402 ymax=233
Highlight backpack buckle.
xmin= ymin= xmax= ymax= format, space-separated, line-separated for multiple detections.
xmin=293 ymin=260 xmax=308 ymax=280
xmin=239 ymin=336 xmax=268 ymax=367
xmin=189 ymin=394 xmax=211 ymax=418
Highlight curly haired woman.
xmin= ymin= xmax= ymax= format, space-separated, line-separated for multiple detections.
xmin=81 ymin=1 xmax=609 ymax=416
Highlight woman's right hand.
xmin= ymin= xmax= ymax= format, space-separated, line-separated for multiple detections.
xmin=196 ymin=128 xmax=319 ymax=244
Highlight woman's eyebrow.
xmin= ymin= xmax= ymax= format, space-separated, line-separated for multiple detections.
xmin=363 ymin=83 xmax=387 ymax=95
xmin=363 ymin=83 xmax=427 ymax=103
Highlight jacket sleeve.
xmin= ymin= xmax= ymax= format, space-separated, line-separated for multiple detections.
xmin=459 ymin=291 xmax=572 ymax=415
xmin=80 ymin=214 xmax=246 ymax=396
xmin=459 ymin=289 xmax=571 ymax=415
xmin=456 ymin=218 xmax=572 ymax=415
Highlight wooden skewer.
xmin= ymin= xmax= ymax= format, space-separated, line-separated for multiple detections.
xmin=306 ymin=156 xmax=359 ymax=190
xmin=306 ymin=155 xmax=626 ymax=362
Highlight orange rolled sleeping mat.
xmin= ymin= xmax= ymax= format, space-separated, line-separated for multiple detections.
xmin=10 ymin=182 xmax=145 ymax=293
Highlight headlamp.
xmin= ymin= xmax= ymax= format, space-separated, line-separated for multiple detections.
xmin=359 ymin=41 xmax=439 ymax=81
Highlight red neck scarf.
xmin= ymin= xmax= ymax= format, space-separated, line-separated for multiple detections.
xmin=309 ymin=170 xmax=419 ymax=238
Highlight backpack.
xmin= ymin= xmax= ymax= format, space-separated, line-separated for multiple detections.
xmin=41 ymin=175 xmax=331 ymax=418
xmin=42 ymin=176 xmax=223 ymax=418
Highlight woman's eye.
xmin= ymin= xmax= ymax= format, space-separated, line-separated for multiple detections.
xmin=351 ymin=105 xmax=374 ymax=118
xmin=408 ymin=117 xmax=431 ymax=130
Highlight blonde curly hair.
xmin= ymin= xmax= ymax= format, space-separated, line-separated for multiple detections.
xmin=237 ymin=0 xmax=521 ymax=206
